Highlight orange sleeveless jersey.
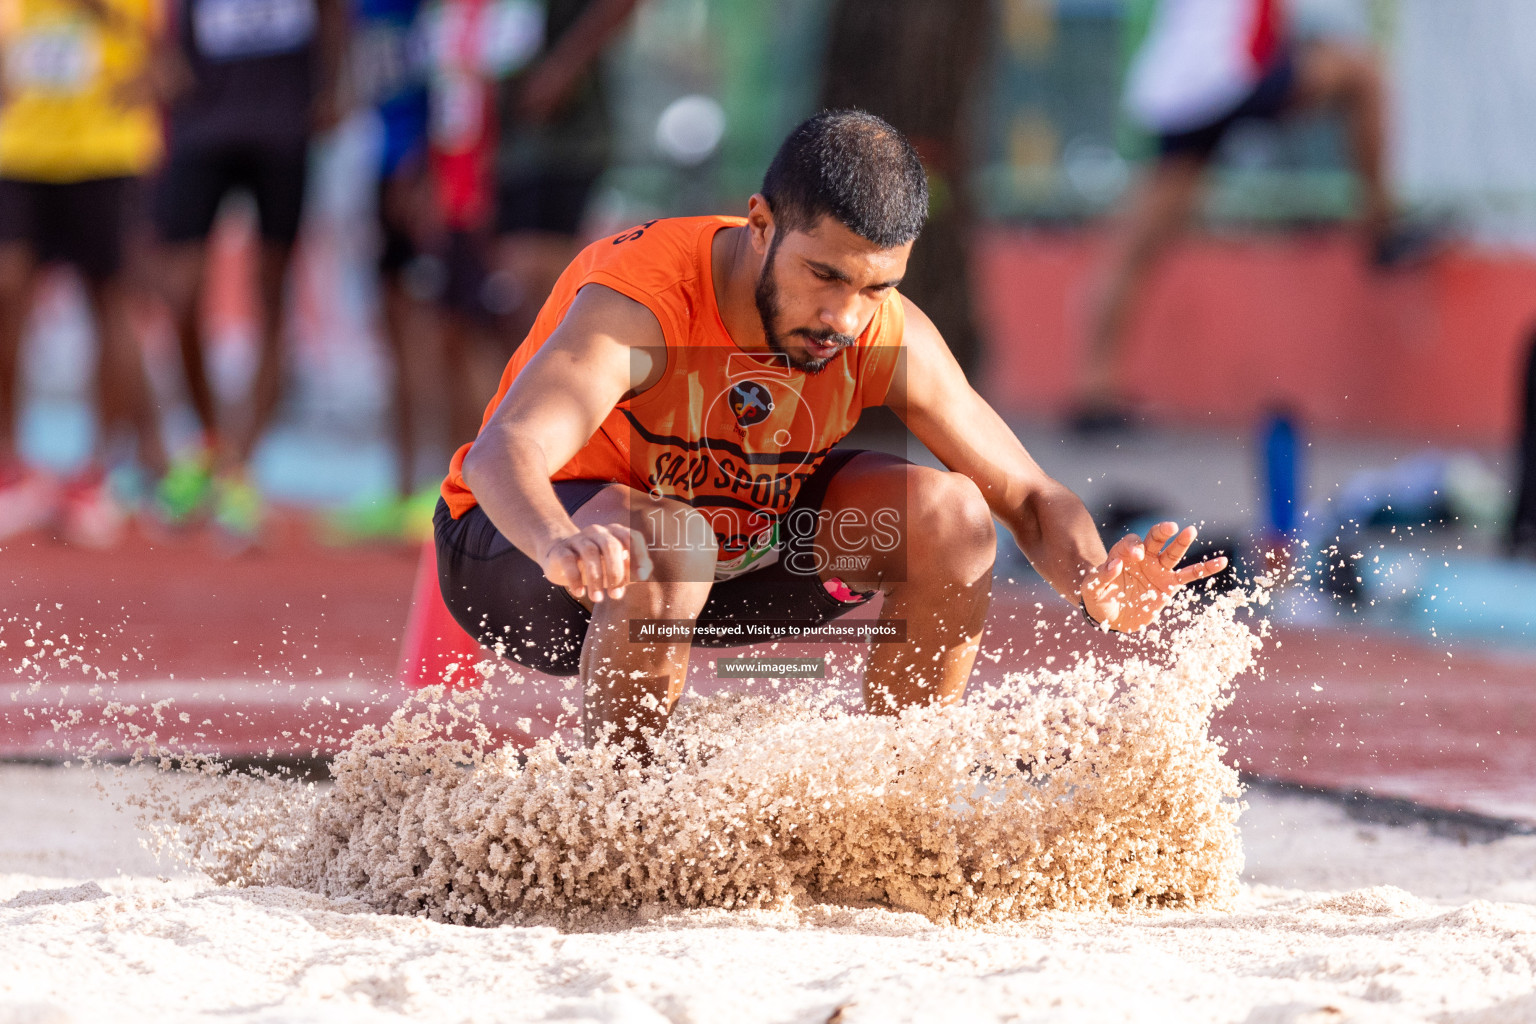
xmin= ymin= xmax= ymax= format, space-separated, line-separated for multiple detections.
xmin=440 ymin=215 xmax=905 ymax=575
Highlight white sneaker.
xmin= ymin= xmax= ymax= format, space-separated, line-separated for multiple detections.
xmin=0 ymin=467 xmax=59 ymax=542
xmin=60 ymin=470 xmax=127 ymax=550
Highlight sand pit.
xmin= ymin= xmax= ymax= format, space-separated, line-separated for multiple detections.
xmin=5 ymin=596 xmax=1536 ymax=1021
xmin=2 ymin=765 xmax=1535 ymax=1023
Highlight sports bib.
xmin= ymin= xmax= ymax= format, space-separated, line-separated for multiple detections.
xmin=712 ymin=521 xmax=781 ymax=581
xmin=5 ymin=25 xmax=100 ymax=94
xmin=192 ymin=0 xmax=317 ymax=61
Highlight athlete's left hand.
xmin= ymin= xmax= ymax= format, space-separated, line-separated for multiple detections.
xmin=1080 ymin=522 xmax=1228 ymax=632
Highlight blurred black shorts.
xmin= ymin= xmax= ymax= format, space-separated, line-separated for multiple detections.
xmin=153 ymin=140 xmax=310 ymax=246
xmin=494 ymin=170 xmax=600 ymax=237
xmin=434 ymin=448 xmax=875 ymax=677
xmin=396 ymin=229 xmax=496 ymax=319
xmin=376 ymin=174 xmax=417 ymax=276
xmin=1157 ymin=47 xmax=1297 ymax=160
xmin=0 ymin=177 xmax=137 ymax=282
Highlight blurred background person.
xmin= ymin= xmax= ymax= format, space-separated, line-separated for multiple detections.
xmin=0 ymin=0 xmax=170 ymax=547
xmin=1075 ymin=0 xmax=1433 ymax=430
xmin=333 ymin=0 xmax=437 ymax=541
xmin=331 ymin=0 xmax=623 ymax=546
xmin=415 ymin=0 xmax=542 ymax=458
xmin=490 ymin=0 xmax=635 ymax=345
xmin=149 ymin=0 xmax=345 ymax=545
xmin=818 ymin=0 xmax=989 ymax=377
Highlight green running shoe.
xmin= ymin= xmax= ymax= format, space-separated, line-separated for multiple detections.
xmin=212 ymin=474 xmax=264 ymax=545
xmin=320 ymin=486 xmax=440 ymax=546
xmin=154 ymin=455 xmax=214 ymax=526
xmin=320 ymin=494 xmax=406 ymax=545
xmin=400 ymin=485 xmax=440 ymax=543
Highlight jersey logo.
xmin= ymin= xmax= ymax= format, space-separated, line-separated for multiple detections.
xmin=729 ymin=381 xmax=773 ymax=427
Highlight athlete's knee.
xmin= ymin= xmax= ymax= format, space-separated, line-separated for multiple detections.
xmin=906 ymin=469 xmax=996 ymax=577
xmin=1330 ymin=46 xmax=1381 ymax=105
xmin=607 ymin=502 xmax=713 ymax=620
xmin=611 ymin=575 xmax=713 ymax=624
xmin=1299 ymin=40 xmax=1381 ymax=109
xmin=626 ymin=492 xmax=718 ymax=586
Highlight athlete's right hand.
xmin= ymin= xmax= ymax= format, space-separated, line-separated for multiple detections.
xmin=542 ymin=524 xmax=654 ymax=603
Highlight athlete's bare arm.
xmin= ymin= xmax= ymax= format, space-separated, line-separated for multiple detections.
xmin=889 ymin=297 xmax=1225 ymax=631
xmin=313 ymin=0 xmax=349 ymax=131
xmin=460 ymin=284 xmax=663 ymax=602
xmin=515 ymin=0 xmax=641 ymax=123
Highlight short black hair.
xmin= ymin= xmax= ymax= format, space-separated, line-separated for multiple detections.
xmin=760 ymin=109 xmax=929 ymax=248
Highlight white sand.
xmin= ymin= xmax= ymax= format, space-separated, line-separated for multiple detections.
xmin=2 ymin=764 xmax=1535 ymax=1024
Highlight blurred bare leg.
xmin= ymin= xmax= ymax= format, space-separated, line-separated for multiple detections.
xmin=159 ymin=242 xmax=219 ymax=452
xmin=495 ymin=231 xmax=580 ymax=344
xmin=439 ymin=307 xmax=502 ymax=453
xmin=231 ymin=241 xmax=295 ymax=469
xmin=438 ymin=308 xmax=473 ymax=452
xmin=1291 ymin=40 xmax=1391 ymax=239
xmin=0 ymin=242 xmax=36 ymax=465
xmin=1080 ymin=156 xmax=1205 ymax=410
xmin=378 ymin=168 xmax=437 ymax=496
xmin=84 ymin=275 xmax=167 ymax=476
xmin=381 ymin=275 xmax=424 ymax=496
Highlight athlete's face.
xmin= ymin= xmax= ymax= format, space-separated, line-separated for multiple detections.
xmin=753 ymin=213 xmax=911 ymax=374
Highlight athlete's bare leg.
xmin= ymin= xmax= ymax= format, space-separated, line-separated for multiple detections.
xmin=808 ymin=452 xmax=997 ymax=712
xmin=438 ymin=308 xmax=497 ymax=453
xmin=232 ymin=241 xmax=296 ymax=467
xmin=1290 ymin=39 xmax=1392 ymax=239
xmin=156 ymin=242 xmax=221 ymax=456
xmin=380 ymin=275 xmax=425 ymax=495
xmin=0 ymin=242 xmax=37 ymax=463
xmin=84 ymin=275 xmax=167 ymax=475
xmin=1080 ymin=155 xmax=1205 ymax=413
xmin=565 ymin=457 xmax=996 ymax=746
xmin=494 ymin=230 xmax=581 ymax=344
xmin=567 ymin=484 xmax=716 ymax=751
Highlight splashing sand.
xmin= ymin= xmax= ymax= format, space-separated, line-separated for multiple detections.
xmin=133 ymin=591 xmax=1263 ymax=926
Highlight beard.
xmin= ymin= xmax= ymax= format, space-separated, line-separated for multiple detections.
xmin=754 ymin=237 xmax=856 ymax=374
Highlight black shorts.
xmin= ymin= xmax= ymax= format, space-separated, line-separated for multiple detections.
xmin=153 ymin=140 xmax=310 ymax=246
xmin=435 ymin=448 xmax=876 ymax=676
xmin=0 ymin=177 xmax=137 ymax=282
xmin=397 ymin=229 xmax=496 ymax=318
xmin=495 ymin=170 xmax=600 ymax=237
xmin=376 ymin=174 xmax=417 ymax=276
xmin=1157 ymin=48 xmax=1297 ymax=160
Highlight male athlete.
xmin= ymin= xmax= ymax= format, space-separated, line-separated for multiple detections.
xmin=437 ymin=110 xmax=1227 ymax=750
